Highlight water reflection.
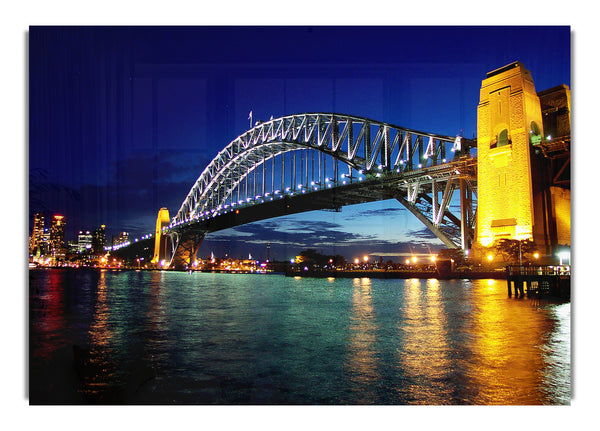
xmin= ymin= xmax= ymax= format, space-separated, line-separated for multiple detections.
xmin=88 ymin=271 xmax=111 ymax=349
xmin=346 ymin=277 xmax=380 ymax=403
xmin=540 ymin=303 xmax=570 ymax=404
xmin=75 ymin=270 xmax=121 ymax=399
xmin=29 ymin=271 xmax=570 ymax=405
xmin=30 ymin=270 xmax=67 ymax=362
xmin=466 ymin=280 xmax=555 ymax=404
xmin=145 ymin=271 xmax=170 ymax=363
xmin=398 ymin=279 xmax=452 ymax=404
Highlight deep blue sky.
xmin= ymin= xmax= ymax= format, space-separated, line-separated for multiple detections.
xmin=28 ymin=26 xmax=571 ymax=261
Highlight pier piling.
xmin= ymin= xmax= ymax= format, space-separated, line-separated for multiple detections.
xmin=505 ymin=265 xmax=570 ymax=301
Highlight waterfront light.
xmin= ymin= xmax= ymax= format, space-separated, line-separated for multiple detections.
xmin=363 ymin=255 xmax=369 ymax=262
xmin=558 ymin=250 xmax=570 ymax=265
xmin=430 ymin=256 xmax=436 ymax=262
xmin=412 ymin=256 xmax=417 ymax=263
xmin=354 ymin=258 xmax=359 ymax=264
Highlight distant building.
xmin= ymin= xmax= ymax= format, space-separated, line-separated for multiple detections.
xmin=112 ymin=231 xmax=129 ymax=246
xmin=92 ymin=225 xmax=106 ymax=255
xmin=40 ymin=228 xmax=51 ymax=255
xmin=78 ymin=230 xmax=93 ymax=252
xmin=67 ymin=230 xmax=93 ymax=254
xmin=67 ymin=241 xmax=79 ymax=254
xmin=50 ymin=215 xmax=66 ymax=259
xmin=29 ymin=212 xmax=45 ymax=254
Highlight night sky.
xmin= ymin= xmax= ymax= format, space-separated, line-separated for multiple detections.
xmin=28 ymin=26 xmax=571 ymax=261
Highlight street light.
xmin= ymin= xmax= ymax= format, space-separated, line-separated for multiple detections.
xmin=558 ymin=250 xmax=570 ymax=266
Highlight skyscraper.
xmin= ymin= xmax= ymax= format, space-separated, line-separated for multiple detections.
xmin=50 ymin=215 xmax=66 ymax=259
xmin=30 ymin=212 xmax=45 ymax=254
xmin=92 ymin=225 xmax=106 ymax=255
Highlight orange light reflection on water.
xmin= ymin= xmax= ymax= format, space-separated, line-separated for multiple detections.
xmin=465 ymin=279 xmax=554 ymax=404
xmin=398 ymin=278 xmax=452 ymax=404
xmin=346 ymin=277 xmax=380 ymax=402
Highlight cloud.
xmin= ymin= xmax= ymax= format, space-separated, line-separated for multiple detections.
xmin=197 ymin=215 xmax=445 ymax=261
xmin=208 ymin=218 xmax=370 ymax=248
xmin=408 ymin=226 xmax=439 ymax=240
xmin=113 ymin=150 xmax=211 ymax=188
xmin=351 ymin=206 xmax=406 ymax=218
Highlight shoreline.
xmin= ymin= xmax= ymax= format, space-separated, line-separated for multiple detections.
xmin=30 ymin=266 xmax=506 ymax=280
xmin=284 ymin=269 xmax=506 ymax=280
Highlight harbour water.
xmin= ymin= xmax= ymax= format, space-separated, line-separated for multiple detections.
xmin=29 ymin=268 xmax=570 ymax=405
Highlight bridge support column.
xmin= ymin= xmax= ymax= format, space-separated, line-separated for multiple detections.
xmin=459 ymin=178 xmax=474 ymax=251
xmin=476 ymin=62 xmax=543 ymax=248
xmin=151 ymin=207 xmax=172 ymax=266
xmin=169 ymin=231 xmax=205 ymax=270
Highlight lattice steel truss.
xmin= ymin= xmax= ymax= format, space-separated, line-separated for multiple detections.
xmin=168 ymin=113 xmax=477 ymax=267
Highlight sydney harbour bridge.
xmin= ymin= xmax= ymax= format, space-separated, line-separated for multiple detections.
xmin=114 ymin=113 xmax=478 ymax=269
xmin=111 ymin=62 xmax=571 ymax=270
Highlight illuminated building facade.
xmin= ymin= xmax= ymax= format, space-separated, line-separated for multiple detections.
xmin=92 ymin=225 xmax=106 ymax=255
xmin=29 ymin=212 xmax=45 ymax=254
xmin=76 ymin=230 xmax=93 ymax=252
xmin=40 ymin=229 xmax=51 ymax=255
xmin=475 ymin=62 xmax=571 ymax=255
xmin=49 ymin=215 xmax=66 ymax=259
xmin=113 ymin=231 xmax=129 ymax=247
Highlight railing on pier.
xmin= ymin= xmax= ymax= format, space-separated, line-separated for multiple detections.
xmin=505 ymin=265 xmax=570 ymax=301
xmin=506 ymin=265 xmax=570 ymax=277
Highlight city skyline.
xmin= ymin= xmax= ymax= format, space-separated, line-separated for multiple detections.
xmin=28 ymin=26 xmax=571 ymax=261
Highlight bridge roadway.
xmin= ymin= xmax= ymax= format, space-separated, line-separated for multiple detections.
xmin=171 ymin=155 xmax=476 ymax=235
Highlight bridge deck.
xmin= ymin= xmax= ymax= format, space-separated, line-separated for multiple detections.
xmin=169 ymin=156 xmax=477 ymax=236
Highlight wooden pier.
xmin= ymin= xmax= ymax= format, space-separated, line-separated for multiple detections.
xmin=505 ymin=265 xmax=570 ymax=300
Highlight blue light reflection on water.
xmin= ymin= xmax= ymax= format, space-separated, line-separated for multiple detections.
xmin=29 ymin=269 xmax=570 ymax=405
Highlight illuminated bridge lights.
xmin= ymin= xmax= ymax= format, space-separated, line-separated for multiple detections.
xmin=118 ymin=113 xmax=478 ymax=267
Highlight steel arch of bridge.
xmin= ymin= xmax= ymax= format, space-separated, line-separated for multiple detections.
xmin=168 ymin=113 xmax=477 ymax=267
